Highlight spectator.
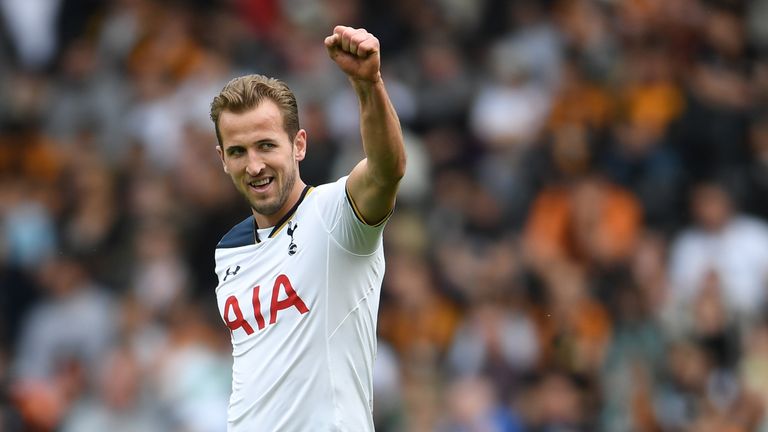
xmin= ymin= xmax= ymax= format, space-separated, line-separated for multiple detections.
xmin=668 ymin=180 xmax=768 ymax=318
xmin=447 ymin=297 xmax=539 ymax=400
xmin=437 ymin=375 xmax=524 ymax=432
xmin=11 ymin=254 xmax=116 ymax=429
xmin=378 ymin=252 xmax=462 ymax=370
xmin=61 ymin=345 xmax=165 ymax=432
xmin=523 ymin=172 xmax=642 ymax=271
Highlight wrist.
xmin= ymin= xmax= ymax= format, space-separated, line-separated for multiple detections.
xmin=349 ymin=73 xmax=383 ymax=92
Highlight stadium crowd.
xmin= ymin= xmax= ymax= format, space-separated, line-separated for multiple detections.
xmin=3 ymin=0 xmax=768 ymax=430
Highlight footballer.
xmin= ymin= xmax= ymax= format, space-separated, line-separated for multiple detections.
xmin=210 ymin=25 xmax=405 ymax=431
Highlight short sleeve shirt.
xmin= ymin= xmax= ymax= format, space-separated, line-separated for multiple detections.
xmin=214 ymin=176 xmax=388 ymax=431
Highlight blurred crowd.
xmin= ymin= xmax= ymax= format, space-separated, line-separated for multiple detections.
xmin=3 ymin=0 xmax=768 ymax=430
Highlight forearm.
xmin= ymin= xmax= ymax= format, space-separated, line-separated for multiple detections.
xmin=326 ymin=25 xmax=405 ymax=223
xmin=351 ymin=78 xmax=406 ymax=186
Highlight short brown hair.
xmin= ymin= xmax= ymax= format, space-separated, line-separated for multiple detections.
xmin=210 ymin=74 xmax=300 ymax=147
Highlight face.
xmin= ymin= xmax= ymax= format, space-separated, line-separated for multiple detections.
xmin=217 ymin=100 xmax=306 ymax=222
xmin=692 ymin=184 xmax=731 ymax=231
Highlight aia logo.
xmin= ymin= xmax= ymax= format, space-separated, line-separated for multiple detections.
xmin=222 ymin=274 xmax=309 ymax=335
xmin=287 ymin=221 xmax=298 ymax=256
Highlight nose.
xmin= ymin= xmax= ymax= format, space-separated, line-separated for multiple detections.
xmin=245 ymin=150 xmax=266 ymax=176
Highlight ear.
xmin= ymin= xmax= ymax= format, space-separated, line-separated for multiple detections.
xmin=293 ymin=129 xmax=307 ymax=162
xmin=216 ymin=145 xmax=229 ymax=174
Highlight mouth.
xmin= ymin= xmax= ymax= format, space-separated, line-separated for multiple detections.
xmin=247 ymin=177 xmax=274 ymax=193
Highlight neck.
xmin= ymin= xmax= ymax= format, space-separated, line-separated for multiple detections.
xmin=252 ymin=179 xmax=308 ymax=228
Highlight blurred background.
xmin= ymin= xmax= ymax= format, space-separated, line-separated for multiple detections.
xmin=3 ymin=0 xmax=768 ymax=430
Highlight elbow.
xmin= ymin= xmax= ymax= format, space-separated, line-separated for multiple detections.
xmin=372 ymin=154 xmax=405 ymax=188
xmin=370 ymin=147 xmax=406 ymax=186
xmin=393 ymin=152 xmax=407 ymax=181
xmin=386 ymin=151 xmax=406 ymax=184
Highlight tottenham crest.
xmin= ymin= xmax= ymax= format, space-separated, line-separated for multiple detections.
xmin=287 ymin=221 xmax=298 ymax=256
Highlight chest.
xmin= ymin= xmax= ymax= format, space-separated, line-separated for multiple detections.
xmin=215 ymin=219 xmax=327 ymax=340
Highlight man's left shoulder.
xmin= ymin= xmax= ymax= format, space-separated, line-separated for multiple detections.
xmin=311 ymin=176 xmax=348 ymax=196
xmin=303 ymin=177 xmax=348 ymax=209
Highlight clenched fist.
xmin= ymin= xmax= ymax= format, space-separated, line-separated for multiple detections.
xmin=324 ymin=26 xmax=381 ymax=84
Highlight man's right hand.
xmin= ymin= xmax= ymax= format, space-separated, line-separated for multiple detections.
xmin=324 ymin=26 xmax=382 ymax=85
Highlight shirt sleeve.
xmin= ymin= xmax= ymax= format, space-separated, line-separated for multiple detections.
xmin=313 ymin=176 xmax=392 ymax=255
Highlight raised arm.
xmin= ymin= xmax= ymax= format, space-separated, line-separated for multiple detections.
xmin=325 ymin=26 xmax=406 ymax=225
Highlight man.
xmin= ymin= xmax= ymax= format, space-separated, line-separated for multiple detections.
xmin=669 ymin=180 xmax=768 ymax=319
xmin=210 ymin=26 xmax=405 ymax=431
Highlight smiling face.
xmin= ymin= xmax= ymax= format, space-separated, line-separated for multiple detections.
xmin=217 ymin=99 xmax=307 ymax=226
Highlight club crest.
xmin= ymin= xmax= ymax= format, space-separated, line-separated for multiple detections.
xmin=287 ymin=221 xmax=298 ymax=256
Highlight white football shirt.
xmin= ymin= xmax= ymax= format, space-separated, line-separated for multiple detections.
xmin=214 ymin=176 xmax=388 ymax=431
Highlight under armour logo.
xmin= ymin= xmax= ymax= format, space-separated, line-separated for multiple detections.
xmin=224 ymin=265 xmax=241 ymax=281
xmin=287 ymin=221 xmax=298 ymax=256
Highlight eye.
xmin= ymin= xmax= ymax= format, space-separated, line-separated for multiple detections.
xmin=259 ymin=142 xmax=276 ymax=150
xmin=227 ymin=147 xmax=245 ymax=157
